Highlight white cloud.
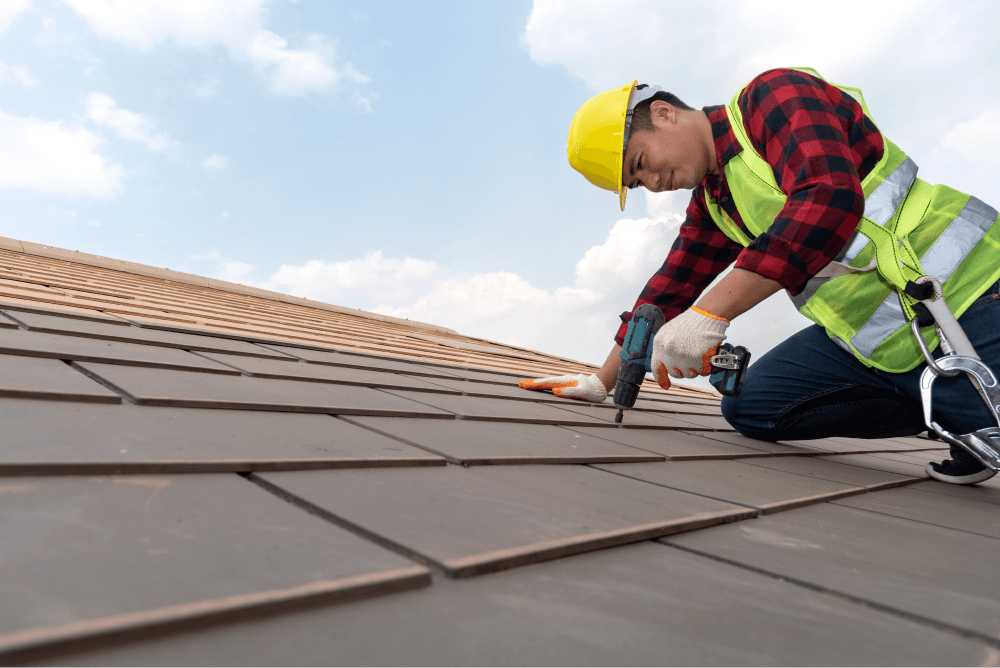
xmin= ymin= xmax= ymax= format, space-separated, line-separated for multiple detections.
xmin=0 ymin=0 xmax=30 ymax=36
xmin=522 ymin=0 xmax=999 ymax=201
xmin=928 ymin=105 xmax=1000 ymax=202
xmin=201 ymin=153 xmax=230 ymax=170
xmin=0 ymin=108 xmax=124 ymax=199
xmin=373 ymin=192 xmax=687 ymax=364
xmin=260 ymin=251 xmax=439 ymax=303
xmin=63 ymin=0 xmax=371 ymax=99
xmin=351 ymin=88 xmax=376 ymax=113
xmin=246 ymin=30 xmax=342 ymax=96
xmin=192 ymin=249 xmax=257 ymax=283
xmin=0 ymin=62 xmax=37 ymax=87
xmin=194 ymin=247 xmax=440 ymax=301
xmin=574 ymin=213 xmax=680 ymax=293
xmin=192 ymin=190 xmax=810 ymax=386
xmin=523 ymin=0 xmax=958 ymax=96
xmin=644 ymin=189 xmax=689 ymax=221
xmin=84 ymin=92 xmax=172 ymax=151
xmin=61 ymin=0 xmax=265 ymax=49
xmin=376 ymin=191 xmax=810 ymax=387
xmin=938 ymin=106 xmax=1000 ymax=168
xmin=190 ymin=75 xmax=222 ymax=99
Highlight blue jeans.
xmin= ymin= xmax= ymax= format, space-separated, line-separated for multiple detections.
xmin=722 ymin=280 xmax=1000 ymax=441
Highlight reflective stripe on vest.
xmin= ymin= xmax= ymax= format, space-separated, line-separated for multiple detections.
xmin=850 ymin=195 xmax=999 ymax=357
xmin=866 ymin=158 xmax=918 ymax=225
xmin=790 ymin=157 xmax=918 ymax=311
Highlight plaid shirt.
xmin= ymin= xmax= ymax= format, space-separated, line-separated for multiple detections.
xmin=615 ymin=68 xmax=885 ymax=345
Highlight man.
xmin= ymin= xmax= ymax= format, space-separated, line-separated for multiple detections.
xmin=520 ymin=68 xmax=1000 ymax=485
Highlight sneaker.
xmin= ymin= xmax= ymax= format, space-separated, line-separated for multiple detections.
xmin=925 ymin=445 xmax=996 ymax=485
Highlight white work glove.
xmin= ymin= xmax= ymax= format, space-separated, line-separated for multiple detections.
xmin=650 ymin=307 xmax=729 ymax=390
xmin=518 ymin=373 xmax=608 ymax=402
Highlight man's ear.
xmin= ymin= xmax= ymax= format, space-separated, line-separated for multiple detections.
xmin=648 ymin=100 xmax=675 ymax=129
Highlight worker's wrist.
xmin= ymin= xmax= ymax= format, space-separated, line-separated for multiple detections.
xmin=690 ymin=305 xmax=728 ymax=323
xmin=596 ymin=368 xmax=616 ymax=393
xmin=695 ymin=268 xmax=783 ymax=321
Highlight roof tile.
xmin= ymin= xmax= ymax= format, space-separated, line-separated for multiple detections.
xmin=595 ymin=460 xmax=879 ymax=514
xmin=4 ymin=309 xmax=294 ymax=359
xmin=665 ymin=500 xmax=1000 ymax=642
xmin=343 ymin=417 xmax=665 ymax=465
xmin=70 ymin=362 xmax=455 ymax=417
xmin=0 ymin=400 xmax=446 ymax=475
xmin=254 ymin=465 xmax=753 ymax=577
xmin=0 ymin=328 xmax=240 ymax=374
xmin=0 ymin=354 xmax=120 ymax=403
xmin=0 ymin=474 xmax=430 ymax=656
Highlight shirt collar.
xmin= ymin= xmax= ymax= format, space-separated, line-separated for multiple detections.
xmin=705 ymin=104 xmax=742 ymax=168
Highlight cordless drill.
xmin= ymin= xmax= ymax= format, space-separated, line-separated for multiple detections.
xmin=612 ymin=304 xmax=751 ymax=423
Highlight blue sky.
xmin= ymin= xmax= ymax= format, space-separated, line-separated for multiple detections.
xmin=1 ymin=1 xmax=998 ymax=387
xmin=0 ymin=1 xmax=608 ymax=285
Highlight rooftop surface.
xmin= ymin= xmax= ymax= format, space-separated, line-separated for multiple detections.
xmin=0 ymin=240 xmax=997 ymax=666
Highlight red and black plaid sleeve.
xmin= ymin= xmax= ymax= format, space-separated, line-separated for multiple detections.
xmin=733 ymin=68 xmax=883 ymax=291
xmin=615 ymin=68 xmax=884 ymax=345
xmin=614 ymin=190 xmax=741 ymax=345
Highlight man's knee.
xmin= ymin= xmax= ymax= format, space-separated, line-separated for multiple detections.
xmin=720 ymin=394 xmax=741 ymax=428
xmin=721 ymin=383 xmax=778 ymax=441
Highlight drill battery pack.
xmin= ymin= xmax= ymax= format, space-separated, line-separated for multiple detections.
xmin=709 ymin=343 xmax=751 ymax=398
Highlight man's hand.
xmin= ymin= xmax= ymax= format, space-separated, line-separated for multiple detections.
xmin=650 ymin=307 xmax=729 ymax=390
xmin=518 ymin=373 xmax=608 ymax=402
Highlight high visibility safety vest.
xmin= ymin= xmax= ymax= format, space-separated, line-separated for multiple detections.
xmin=705 ymin=68 xmax=1000 ymax=373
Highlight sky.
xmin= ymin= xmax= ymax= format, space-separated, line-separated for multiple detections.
xmin=0 ymin=0 xmax=998 ymax=389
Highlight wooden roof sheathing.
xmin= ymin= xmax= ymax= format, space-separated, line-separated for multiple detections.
xmin=0 ymin=238 xmax=716 ymax=398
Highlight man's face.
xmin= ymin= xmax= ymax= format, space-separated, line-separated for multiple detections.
xmin=622 ymin=101 xmax=714 ymax=194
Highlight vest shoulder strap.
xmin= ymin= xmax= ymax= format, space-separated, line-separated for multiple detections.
xmin=704 ymin=192 xmax=754 ymax=247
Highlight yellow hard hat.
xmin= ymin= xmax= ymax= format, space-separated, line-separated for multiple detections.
xmin=567 ymin=80 xmax=637 ymax=211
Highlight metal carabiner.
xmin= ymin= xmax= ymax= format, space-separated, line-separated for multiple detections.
xmin=911 ymin=319 xmax=960 ymax=378
xmin=919 ymin=356 xmax=1000 ymax=472
xmin=908 ymin=275 xmax=1000 ymax=472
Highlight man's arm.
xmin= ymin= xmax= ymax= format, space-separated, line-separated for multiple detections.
xmin=599 ymin=189 xmax=741 ymax=393
xmin=613 ymin=188 xmax=743 ymax=346
xmin=596 ymin=344 xmax=623 ymax=392
xmin=733 ymin=69 xmax=878 ymax=296
xmin=596 ymin=268 xmax=780 ymax=392
xmin=695 ymin=267 xmax=782 ymax=321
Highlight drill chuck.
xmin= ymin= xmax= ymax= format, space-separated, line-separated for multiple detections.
xmin=613 ymin=358 xmax=646 ymax=411
xmin=613 ymin=359 xmax=646 ymax=423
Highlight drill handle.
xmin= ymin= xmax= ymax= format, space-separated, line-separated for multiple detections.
xmin=620 ymin=304 xmax=666 ymax=371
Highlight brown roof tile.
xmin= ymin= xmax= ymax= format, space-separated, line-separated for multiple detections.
xmin=0 ymin=239 xmax=994 ymax=663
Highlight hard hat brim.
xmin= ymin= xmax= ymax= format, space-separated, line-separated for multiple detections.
xmin=567 ymin=80 xmax=636 ymax=211
xmin=617 ymin=81 xmax=637 ymax=211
